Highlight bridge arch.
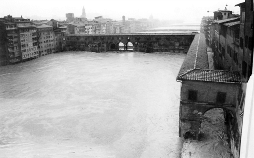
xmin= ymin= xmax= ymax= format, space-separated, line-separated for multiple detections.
xmin=66 ymin=34 xmax=196 ymax=53
xmin=107 ymin=42 xmax=118 ymax=51
xmin=181 ymin=106 xmax=236 ymax=140
xmin=110 ymin=43 xmax=117 ymax=50
xmin=118 ymin=42 xmax=125 ymax=51
xmin=199 ymin=108 xmax=229 ymax=140
xmin=126 ymin=42 xmax=134 ymax=51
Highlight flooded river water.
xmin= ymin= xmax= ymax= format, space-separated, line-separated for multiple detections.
xmin=0 ymin=51 xmax=185 ymax=158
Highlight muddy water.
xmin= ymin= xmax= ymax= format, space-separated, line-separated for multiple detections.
xmin=0 ymin=52 xmax=185 ymax=158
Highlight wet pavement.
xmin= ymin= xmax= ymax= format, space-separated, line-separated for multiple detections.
xmin=0 ymin=52 xmax=185 ymax=158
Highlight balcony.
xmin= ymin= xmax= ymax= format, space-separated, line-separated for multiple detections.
xmin=7 ymin=33 xmax=18 ymax=37
xmin=6 ymin=26 xmax=17 ymax=30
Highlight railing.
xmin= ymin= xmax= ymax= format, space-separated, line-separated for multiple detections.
xmin=7 ymin=33 xmax=18 ymax=37
xmin=6 ymin=27 xmax=17 ymax=30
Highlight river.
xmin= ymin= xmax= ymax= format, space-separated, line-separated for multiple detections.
xmin=0 ymin=51 xmax=185 ymax=158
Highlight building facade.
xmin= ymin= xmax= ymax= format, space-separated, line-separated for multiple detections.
xmin=202 ymin=1 xmax=254 ymax=157
xmin=54 ymin=28 xmax=66 ymax=52
xmin=66 ymin=13 xmax=74 ymax=22
xmin=0 ymin=15 xmax=38 ymax=65
xmin=18 ymin=23 xmax=38 ymax=60
xmin=37 ymin=24 xmax=55 ymax=56
xmin=236 ymin=1 xmax=253 ymax=82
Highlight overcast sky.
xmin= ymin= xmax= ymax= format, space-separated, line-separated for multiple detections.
xmin=0 ymin=0 xmax=243 ymax=23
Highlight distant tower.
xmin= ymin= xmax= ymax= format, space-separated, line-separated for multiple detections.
xmin=122 ymin=16 xmax=125 ymax=24
xmin=66 ymin=13 xmax=74 ymax=22
xmin=81 ymin=6 xmax=86 ymax=18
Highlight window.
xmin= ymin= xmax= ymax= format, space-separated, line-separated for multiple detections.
xmin=241 ymin=12 xmax=245 ymax=23
xmin=242 ymin=61 xmax=247 ymax=78
xmin=248 ymin=37 xmax=253 ymax=50
xmin=227 ymin=46 xmax=232 ymax=57
xmin=216 ymin=92 xmax=226 ymax=104
xmin=248 ymin=64 xmax=252 ymax=79
xmin=240 ymin=37 xmax=243 ymax=48
xmin=222 ymin=47 xmax=225 ymax=56
xmin=245 ymin=36 xmax=248 ymax=47
xmin=188 ymin=90 xmax=198 ymax=101
xmin=233 ymin=51 xmax=238 ymax=64
xmin=251 ymin=0 xmax=253 ymax=11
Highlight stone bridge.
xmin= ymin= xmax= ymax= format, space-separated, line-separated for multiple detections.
xmin=65 ymin=33 xmax=196 ymax=53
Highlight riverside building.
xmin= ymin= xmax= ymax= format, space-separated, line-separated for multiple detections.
xmin=201 ymin=1 xmax=253 ymax=157
xmin=0 ymin=15 xmax=38 ymax=65
xmin=37 ymin=24 xmax=55 ymax=56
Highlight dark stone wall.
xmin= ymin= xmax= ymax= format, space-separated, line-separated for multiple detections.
xmin=179 ymin=80 xmax=240 ymax=142
xmin=0 ymin=23 xmax=8 ymax=65
xmin=65 ymin=34 xmax=195 ymax=53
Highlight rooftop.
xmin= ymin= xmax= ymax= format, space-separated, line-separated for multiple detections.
xmin=218 ymin=10 xmax=232 ymax=12
xmin=177 ymin=33 xmax=208 ymax=77
xmin=17 ymin=25 xmax=36 ymax=28
xmin=214 ymin=17 xmax=240 ymax=24
xmin=59 ymin=26 xmax=67 ymax=29
xmin=33 ymin=20 xmax=50 ymax=25
xmin=223 ymin=21 xmax=240 ymax=27
xmin=177 ymin=69 xmax=241 ymax=83
xmin=67 ymin=22 xmax=86 ymax=27
xmin=66 ymin=32 xmax=197 ymax=37
xmin=176 ymin=33 xmax=241 ymax=83
xmin=235 ymin=2 xmax=245 ymax=7
xmin=36 ymin=24 xmax=52 ymax=28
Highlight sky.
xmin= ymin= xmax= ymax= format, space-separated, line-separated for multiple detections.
xmin=0 ymin=0 xmax=243 ymax=23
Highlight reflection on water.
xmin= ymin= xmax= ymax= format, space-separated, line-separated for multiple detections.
xmin=0 ymin=52 xmax=185 ymax=158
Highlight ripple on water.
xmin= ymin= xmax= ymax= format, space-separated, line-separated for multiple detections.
xmin=0 ymin=51 xmax=186 ymax=158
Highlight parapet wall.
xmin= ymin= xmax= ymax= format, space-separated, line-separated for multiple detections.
xmin=65 ymin=33 xmax=196 ymax=53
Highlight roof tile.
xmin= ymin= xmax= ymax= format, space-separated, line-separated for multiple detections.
xmin=177 ymin=69 xmax=241 ymax=83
